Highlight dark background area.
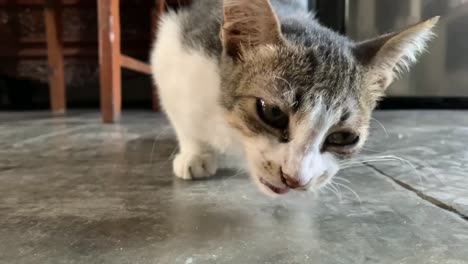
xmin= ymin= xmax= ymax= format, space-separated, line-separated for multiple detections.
xmin=1 ymin=0 xmax=467 ymax=110
xmin=0 ymin=0 xmax=186 ymax=110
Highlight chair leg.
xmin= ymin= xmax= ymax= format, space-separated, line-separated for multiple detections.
xmin=158 ymin=0 xmax=166 ymax=12
xmin=98 ymin=0 xmax=121 ymax=123
xmin=44 ymin=0 xmax=66 ymax=114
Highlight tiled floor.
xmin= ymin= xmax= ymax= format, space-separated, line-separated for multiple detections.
xmin=0 ymin=111 xmax=467 ymax=264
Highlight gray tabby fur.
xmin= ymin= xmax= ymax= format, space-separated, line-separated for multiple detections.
xmin=179 ymin=0 xmax=359 ymax=121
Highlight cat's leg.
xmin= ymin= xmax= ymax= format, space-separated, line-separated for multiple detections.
xmin=154 ymin=72 xmax=219 ymax=180
xmin=172 ymin=134 xmax=218 ymax=180
xmin=151 ymin=14 xmax=221 ymax=179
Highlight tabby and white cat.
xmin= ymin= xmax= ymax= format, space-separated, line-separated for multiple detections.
xmin=151 ymin=0 xmax=438 ymax=195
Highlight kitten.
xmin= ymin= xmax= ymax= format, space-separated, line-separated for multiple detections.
xmin=150 ymin=0 xmax=438 ymax=195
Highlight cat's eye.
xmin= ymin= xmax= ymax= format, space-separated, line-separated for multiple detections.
xmin=256 ymin=99 xmax=289 ymax=130
xmin=325 ymin=131 xmax=359 ymax=147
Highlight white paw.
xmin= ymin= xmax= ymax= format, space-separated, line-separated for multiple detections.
xmin=173 ymin=152 xmax=218 ymax=180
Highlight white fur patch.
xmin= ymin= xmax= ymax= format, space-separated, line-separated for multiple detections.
xmin=151 ymin=13 xmax=240 ymax=154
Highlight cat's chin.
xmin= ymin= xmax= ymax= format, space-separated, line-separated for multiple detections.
xmin=253 ymin=173 xmax=334 ymax=196
xmin=258 ymin=177 xmax=290 ymax=195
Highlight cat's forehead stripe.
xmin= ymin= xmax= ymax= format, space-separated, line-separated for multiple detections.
xmin=338 ymin=108 xmax=349 ymax=121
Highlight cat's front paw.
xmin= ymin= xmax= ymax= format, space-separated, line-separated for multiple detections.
xmin=173 ymin=152 xmax=218 ymax=180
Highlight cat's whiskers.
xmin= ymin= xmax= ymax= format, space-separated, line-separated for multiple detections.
xmin=274 ymin=75 xmax=298 ymax=104
xmin=149 ymin=136 xmax=158 ymax=163
xmin=324 ymin=184 xmax=342 ymax=202
xmin=229 ymin=167 xmax=246 ymax=179
xmin=333 ymin=176 xmax=351 ymax=184
xmin=149 ymin=127 xmax=170 ymax=164
xmin=365 ymin=155 xmax=424 ymax=185
xmin=331 ymin=180 xmax=362 ymax=204
xmin=274 ymin=75 xmax=293 ymax=91
xmin=370 ymin=117 xmax=389 ymax=137
xmin=159 ymin=147 xmax=178 ymax=169
xmin=363 ymin=155 xmax=424 ymax=185
xmin=361 ymin=147 xmax=381 ymax=152
xmin=340 ymin=158 xmax=400 ymax=168
xmin=365 ymin=149 xmax=444 ymax=183
xmin=340 ymin=154 xmax=443 ymax=186
xmin=216 ymin=167 xmax=247 ymax=194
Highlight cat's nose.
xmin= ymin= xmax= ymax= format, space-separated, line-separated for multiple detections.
xmin=280 ymin=168 xmax=304 ymax=189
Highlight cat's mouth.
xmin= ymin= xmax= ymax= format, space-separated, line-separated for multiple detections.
xmin=259 ymin=177 xmax=289 ymax=194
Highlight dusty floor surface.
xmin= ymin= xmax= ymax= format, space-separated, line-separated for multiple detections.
xmin=0 ymin=111 xmax=467 ymax=264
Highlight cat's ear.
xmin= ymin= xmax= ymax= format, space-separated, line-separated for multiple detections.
xmin=221 ymin=0 xmax=282 ymax=60
xmin=354 ymin=16 xmax=439 ymax=95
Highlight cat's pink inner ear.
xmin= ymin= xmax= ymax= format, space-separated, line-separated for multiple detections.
xmin=221 ymin=0 xmax=282 ymax=60
xmin=354 ymin=16 xmax=439 ymax=90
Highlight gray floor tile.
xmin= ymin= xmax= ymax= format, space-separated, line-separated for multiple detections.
xmin=0 ymin=111 xmax=467 ymax=264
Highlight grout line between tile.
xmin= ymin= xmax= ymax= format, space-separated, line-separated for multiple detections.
xmin=365 ymin=163 xmax=468 ymax=222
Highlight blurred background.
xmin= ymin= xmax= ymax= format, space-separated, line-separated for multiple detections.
xmin=0 ymin=0 xmax=467 ymax=111
xmin=0 ymin=0 xmax=168 ymax=110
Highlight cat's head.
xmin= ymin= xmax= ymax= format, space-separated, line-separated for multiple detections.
xmin=219 ymin=0 xmax=438 ymax=195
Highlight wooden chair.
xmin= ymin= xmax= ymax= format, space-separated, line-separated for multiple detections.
xmin=44 ymin=0 xmax=66 ymax=114
xmin=2 ymin=0 xmax=166 ymax=121
xmin=0 ymin=0 xmax=68 ymax=114
xmin=98 ymin=0 xmax=166 ymax=123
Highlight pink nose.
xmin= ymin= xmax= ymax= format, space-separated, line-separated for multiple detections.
xmin=280 ymin=170 xmax=303 ymax=189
